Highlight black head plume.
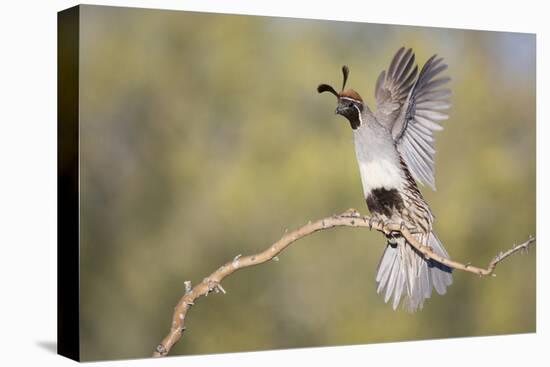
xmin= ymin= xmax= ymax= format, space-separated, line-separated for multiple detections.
xmin=317 ymin=65 xmax=350 ymax=98
xmin=341 ymin=65 xmax=349 ymax=91
xmin=317 ymin=84 xmax=338 ymax=97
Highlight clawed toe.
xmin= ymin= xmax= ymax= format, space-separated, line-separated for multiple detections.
xmin=368 ymin=216 xmax=384 ymax=230
xmin=368 ymin=216 xmax=376 ymax=230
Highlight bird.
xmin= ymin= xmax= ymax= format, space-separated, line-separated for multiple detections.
xmin=317 ymin=47 xmax=453 ymax=312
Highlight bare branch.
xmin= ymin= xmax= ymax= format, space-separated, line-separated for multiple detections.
xmin=153 ymin=208 xmax=535 ymax=357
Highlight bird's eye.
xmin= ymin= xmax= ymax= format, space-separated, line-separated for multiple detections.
xmin=347 ymin=102 xmax=354 ymax=108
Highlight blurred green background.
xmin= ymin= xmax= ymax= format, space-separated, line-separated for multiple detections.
xmin=78 ymin=5 xmax=536 ymax=361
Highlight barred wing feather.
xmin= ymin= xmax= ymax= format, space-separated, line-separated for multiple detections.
xmin=375 ymin=48 xmax=451 ymax=190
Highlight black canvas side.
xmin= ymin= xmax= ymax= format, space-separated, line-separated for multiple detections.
xmin=57 ymin=5 xmax=80 ymax=362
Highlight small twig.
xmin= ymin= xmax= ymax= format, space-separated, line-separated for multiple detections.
xmin=380 ymin=224 xmax=535 ymax=277
xmin=183 ymin=281 xmax=192 ymax=294
xmin=152 ymin=209 xmax=535 ymax=357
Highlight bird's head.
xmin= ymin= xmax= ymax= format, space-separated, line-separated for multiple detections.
xmin=317 ymin=65 xmax=364 ymax=130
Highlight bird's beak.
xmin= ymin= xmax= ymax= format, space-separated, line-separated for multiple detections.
xmin=335 ymin=106 xmax=342 ymax=115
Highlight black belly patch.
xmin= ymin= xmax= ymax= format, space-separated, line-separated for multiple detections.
xmin=366 ymin=188 xmax=404 ymax=217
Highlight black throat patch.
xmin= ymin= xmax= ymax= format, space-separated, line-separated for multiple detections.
xmin=341 ymin=105 xmax=361 ymax=130
xmin=366 ymin=188 xmax=405 ymax=217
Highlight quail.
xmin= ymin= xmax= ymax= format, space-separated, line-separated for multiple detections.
xmin=318 ymin=47 xmax=453 ymax=311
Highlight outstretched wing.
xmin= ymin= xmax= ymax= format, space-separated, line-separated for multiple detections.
xmin=375 ymin=47 xmax=451 ymax=190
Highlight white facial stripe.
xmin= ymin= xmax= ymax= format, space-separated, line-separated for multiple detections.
xmin=353 ymin=105 xmax=363 ymax=126
xmin=340 ymin=96 xmax=361 ymax=103
xmin=339 ymin=96 xmax=363 ymax=127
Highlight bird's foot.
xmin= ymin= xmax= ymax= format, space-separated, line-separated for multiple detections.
xmin=386 ymin=220 xmax=412 ymax=237
xmin=368 ymin=216 xmax=393 ymax=235
xmin=368 ymin=216 xmax=383 ymax=230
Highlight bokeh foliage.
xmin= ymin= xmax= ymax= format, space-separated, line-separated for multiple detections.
xmin=78 ymin=5 xmax=535 ymax=361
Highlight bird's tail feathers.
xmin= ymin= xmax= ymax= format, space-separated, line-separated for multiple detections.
xmin=375 ymin=231 xmax=452 ymax=312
